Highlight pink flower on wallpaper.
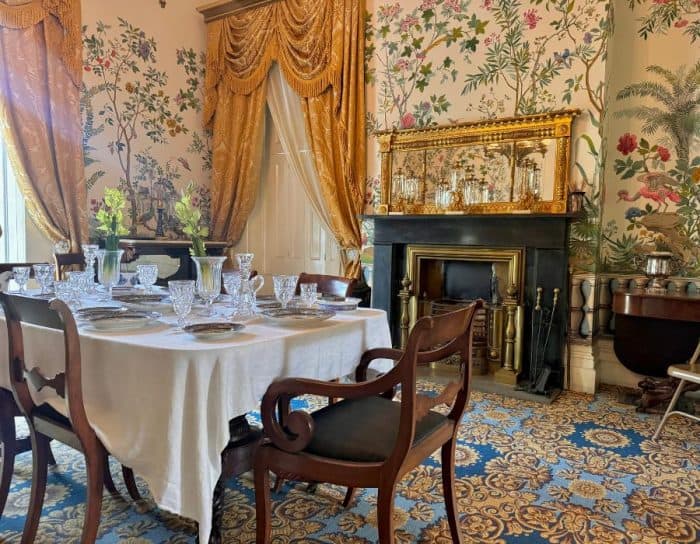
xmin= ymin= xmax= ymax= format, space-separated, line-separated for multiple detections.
xmin=420 ymin=0 xmax=437 ymax=10
xmin=400 ymin=15 xmax=420 ymax=32
xmin=484 ymin=32 xmax=500 ymax=46
xmin=616 ymin=133 xmax=638 ymax=155
xmin=481 ymin=0 xmax=493 ymax=9
xmin=523 ymin=9 xmax=541 ymax=30
xmin=674 ymin=19 xmax=689 ymax=28
xmin=444 ymin=0 xmax=462 ymax=13
xmin=657 ymin=146 xmax=671 ymax=162
xmin=416 ymin=50 xmax=427 ymax=60
xmin=394 ymin=58 xmax=410 ymax=72
xmin=379 ymin=3 xmax=401 ymax=20
xmin=401 ymin=113 xmax=417 ymax=129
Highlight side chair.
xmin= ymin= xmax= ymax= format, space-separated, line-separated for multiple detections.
xmin=294 ymin=272 xmax=354 ymax=298
xmin=0 ymin=263 xmax=56 ymax=519
xmin=0 ymin=293 xmax=142 ymax=543
xmin=254 ymin=302 xmax=482 ymax=544
xmin=54 ymin=252 xmax=85 ymax=280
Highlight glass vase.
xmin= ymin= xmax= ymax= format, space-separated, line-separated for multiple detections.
xmin=192 ymin=256 xmax=227 ymax=316
xmin=97 ymin=249 xmax=124 ymax=300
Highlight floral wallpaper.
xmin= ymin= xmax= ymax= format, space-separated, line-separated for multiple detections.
xmin=363 ymin=0 xmax=610 ymax=272
xmin=81 ymin=1 xmax=211 ymax=240
xmin=600 ymin=0 xmax=700 ymax=276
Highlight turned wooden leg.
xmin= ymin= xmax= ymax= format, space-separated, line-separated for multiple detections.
xmin=81 ymin=452 xmax=105 ymax=544
xmin=0 ymin=411 xmax=17 ymax=518
xmin=254 ymin=458 xmax=271 ymax=544
xmin=21 ymin=431 xmax=50 ymax=544
xmin=46 ymin=444 xmax=57 ymax=467
xmin=342 ymin=487 xmax=357 ymax=508
xmin=442 ymin=440 xmax=464 ymax=544
xmin=376 ymin=483 xmax=397 ymax=544
xmin=122 ymin=466 xmax=143 ymax=502
xmin=103 ymin=457 xmax=118 ymax=495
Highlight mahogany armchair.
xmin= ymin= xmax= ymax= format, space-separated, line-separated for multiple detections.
xmin=0 ymin=293 xmax=142 ymax=542
xmin=254 ymin=302 xmax=482 ymax=543
xmin=53 ymin=252 xmax=85 ymax=280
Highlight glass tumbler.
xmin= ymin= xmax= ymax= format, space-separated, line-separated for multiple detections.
xmin=273 ymin=275 xmax=298 ymax=310
xmin=299 ymin=282 xmax=318 ymax=308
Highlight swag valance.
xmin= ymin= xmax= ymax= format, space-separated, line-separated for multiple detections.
xmin=0 ymin=0 xmax=81 ymax=85
xmin=204 ymin=0 xmax=344 ymax=121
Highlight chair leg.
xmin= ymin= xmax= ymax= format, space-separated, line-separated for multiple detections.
xmin=47 ymin=443 xmax=57 ymax=467
xmin=653 ymin=379 xmax=686 ymax=440
xmin=0 ymin=412 xmax=17 ymax=518
xmin=21 ymin=431 xmax=50 ymax=544
xmin=122 ymin=466 xmax=143 ymax=502
xmin=342 ymin=487 xmax=357 ymax=508
xmin=81 ymin=452 xmax=105 ymax=543
xmin=376 ymin=483 xmax=397 ymax=544
xmin=254 ymin=462 xmax=272 ymax=544
xmin=441 ymin=440 xmax=464 ymax=544
xmin=103 ymin=458 xmax=118 ymax=495
xmin=272 ymin=474 xmax=284 ymax=493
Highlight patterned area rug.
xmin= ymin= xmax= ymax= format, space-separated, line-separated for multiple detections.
xmin=0 ymin=384 xmax=698 ymax=543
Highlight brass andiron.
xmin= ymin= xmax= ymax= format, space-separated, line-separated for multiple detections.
xmin=399 ymin=275 xmax=412 ymax=349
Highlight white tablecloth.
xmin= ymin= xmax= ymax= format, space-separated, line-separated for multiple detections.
xmin=0 ymin=300 xmax=392 ymax=541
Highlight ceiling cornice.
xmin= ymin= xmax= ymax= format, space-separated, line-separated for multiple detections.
xmin=197 ymin=0 xmax=281 ymax=23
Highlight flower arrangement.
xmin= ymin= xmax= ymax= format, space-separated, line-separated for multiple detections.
xmin=95 ymin=188 xmax=129 ymax=250
xmin=175 ymin=181 xmax=208 ymax=257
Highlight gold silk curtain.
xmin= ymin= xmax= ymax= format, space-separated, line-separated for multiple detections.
xmin=204 ymin=0 xmax=365 ymax=277
xmin=0 ymin=0 xmax=87 ymax=250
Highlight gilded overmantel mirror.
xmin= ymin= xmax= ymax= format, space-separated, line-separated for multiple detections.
xmin=376 ymin=110 xmax=579 ymax=215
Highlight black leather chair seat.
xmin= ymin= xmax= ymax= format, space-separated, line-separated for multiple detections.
xmin=304 ymin=395 xmax=449 ymax=462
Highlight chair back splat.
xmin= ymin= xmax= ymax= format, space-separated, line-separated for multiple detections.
xmin=254 ymin=301 xmax=483 ymax=544
xmin=0 ymin=294 xmax=93 ymax=442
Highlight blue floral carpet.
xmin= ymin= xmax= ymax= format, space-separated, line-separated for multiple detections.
xmin=0 ymin=384 xmax=698 ymax=543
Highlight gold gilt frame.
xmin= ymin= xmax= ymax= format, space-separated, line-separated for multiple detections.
xmin=376 ymin=109 xmax=580 ymax=215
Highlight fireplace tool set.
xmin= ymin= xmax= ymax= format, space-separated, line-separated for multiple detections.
xmin=523 ymin=286 xmax=560 ymax=394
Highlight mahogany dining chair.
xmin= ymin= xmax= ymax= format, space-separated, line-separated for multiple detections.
xmin=254 ymin=302 xmax=482 ymax=543
xmin=294 ymin=272 xmax=354 ymax=298
xmin=0 ymin=293 xmax=142 ymax=542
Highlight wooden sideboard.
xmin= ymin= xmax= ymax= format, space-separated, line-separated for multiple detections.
xmin=119 ymin=239 xmax=230 ymax=283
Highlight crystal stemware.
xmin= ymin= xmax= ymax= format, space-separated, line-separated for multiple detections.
xmin=32 ymin=263 xmax=55 ymax=295
xmin=67 ymin=271 xmax=90 ymax=308
xmin=169 ymin=280 xmax=196 ymax=328
xmin=222 ymin=271 xmax=242 ymax=313
xmin=191 ymin=256 xmax=226 ymax=317
xmin=136 ymin=264 xmax=159 ymax=293
xmin=97 ymin=249 xmax=124 ymax=301
xmin=54 ymin=280 xmax=78 ymax=311
xmin=299 ymin=282 xmax=318 ymax=308
xmin=273 ymin=275 xmax=298 ymax=310
xmin=12 ymin=266 xmax=30 ymax=294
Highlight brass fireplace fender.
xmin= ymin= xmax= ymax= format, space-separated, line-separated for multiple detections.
xmin=399 ymin=245 xmax=525 ymax=384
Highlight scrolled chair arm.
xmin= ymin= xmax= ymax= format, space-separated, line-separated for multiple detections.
xmin=260 ymin=368 xmax=406 ymax=453
xmin=355 ymin=347 xmax=404 ymax=382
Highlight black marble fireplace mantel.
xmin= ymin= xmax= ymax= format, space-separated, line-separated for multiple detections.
xmin=363 ymin=213 xmax=576 ymax=391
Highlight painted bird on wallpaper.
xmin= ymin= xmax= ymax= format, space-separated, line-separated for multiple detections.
xmin=617 ymin=172 xmax=682 ymax=211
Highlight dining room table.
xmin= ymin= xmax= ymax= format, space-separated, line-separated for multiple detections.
xmin=0 ymin=289 xmax=393 ymax=542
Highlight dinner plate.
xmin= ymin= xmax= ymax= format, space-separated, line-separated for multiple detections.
xmin=112 ymin=293 xmax=172 ymax=313
xmin=183 ymin=321 xmax=245 ymax=340
xmin=316 ymin=296 xmax=362 ymax=311
xmin=260 ymin=308 xmax=335 ymax=326
xmin=81 ymin=310 xmax=161 ymax=331
xmin=76 ymin=306 xmax=127 ymax=320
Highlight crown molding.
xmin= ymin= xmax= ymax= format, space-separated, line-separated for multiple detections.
xmin=197 ymin=0 xmax=280 ymax=22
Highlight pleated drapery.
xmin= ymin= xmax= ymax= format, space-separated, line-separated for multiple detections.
xmin=204 ymin=0 xmax=365 ymax=277
xmin=0 ymin=0 xmax=87 ymax=249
